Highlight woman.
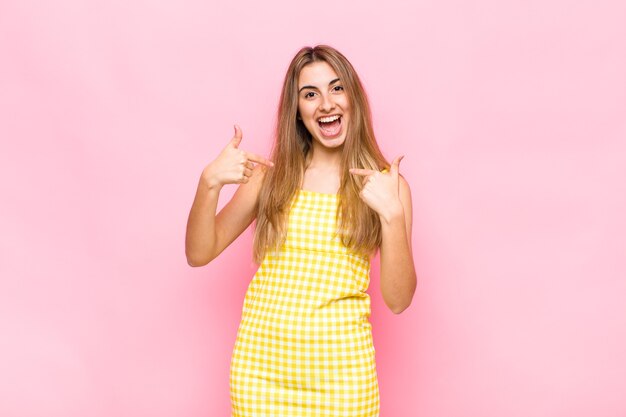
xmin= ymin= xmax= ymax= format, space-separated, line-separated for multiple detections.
xmin=185 ymin=45 xmax=416 ymax=416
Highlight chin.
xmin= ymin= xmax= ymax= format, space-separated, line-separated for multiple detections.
xmin=315 ymin=135 xmax=346 ymax=149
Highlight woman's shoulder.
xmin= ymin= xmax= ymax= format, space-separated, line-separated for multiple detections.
xmin=229 ymin=163 xmax=268 ymax=207
xmin=251 ymin=163 xmax=269 ymax=182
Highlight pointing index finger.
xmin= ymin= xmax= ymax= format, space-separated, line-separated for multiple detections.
xmin=349 ymin=168 xmax=376 ymax=176
xmin=245 ymin=151 xmax=274 ymax=167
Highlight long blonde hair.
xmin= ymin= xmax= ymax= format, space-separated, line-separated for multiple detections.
xmin=253 ymin=45 xmax=389 ymax=263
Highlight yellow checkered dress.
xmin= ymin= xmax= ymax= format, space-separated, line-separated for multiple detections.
xmin=230 ymin=188 xmax=380 ymax=416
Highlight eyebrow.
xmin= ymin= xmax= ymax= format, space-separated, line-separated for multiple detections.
xmin=298 ymin=78 xmax=341 ymax=93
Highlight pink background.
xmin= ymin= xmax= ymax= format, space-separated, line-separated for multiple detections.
xmin=1 ymin=0 xmax=625 ymax=416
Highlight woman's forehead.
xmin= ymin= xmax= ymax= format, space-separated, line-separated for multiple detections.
xmin=298 ymin=62 xmax=339 ymax=89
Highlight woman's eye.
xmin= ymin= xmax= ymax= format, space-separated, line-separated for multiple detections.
xmin=333 ymin=85 xmax=344 ymax=92
xmin=304 ymin=91 xmax=316 ymax=99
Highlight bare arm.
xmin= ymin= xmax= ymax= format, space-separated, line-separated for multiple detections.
xmin=378 ymin=175 xmax=416 ymax=314
xmin=185 ymin=126 xmax=273 ymax=267
xmin=350 ymin=156 xmax=417 ymax=314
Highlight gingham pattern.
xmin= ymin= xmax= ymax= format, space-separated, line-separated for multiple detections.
xmin=230 ymin=189 xmax=379 ymax=416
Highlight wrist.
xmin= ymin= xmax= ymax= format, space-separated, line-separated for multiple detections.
xmin=200 ymin=167 xmax=223 ymax=191
xmin=378 ymin=201 xmax=404 ymax=225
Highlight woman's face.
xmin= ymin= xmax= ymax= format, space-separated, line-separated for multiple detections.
xmin=297 ymin=61 xmax=351 ymax=150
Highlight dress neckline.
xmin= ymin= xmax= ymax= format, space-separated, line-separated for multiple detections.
xmin=299 ymin=188 xmax=338 ymax=197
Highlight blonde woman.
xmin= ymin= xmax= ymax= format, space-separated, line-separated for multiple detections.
xmin=185 ymin=45 xmax=416 ymax=416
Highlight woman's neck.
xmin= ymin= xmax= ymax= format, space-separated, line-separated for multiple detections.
xmin=306 ymin=142 xmax=343 ymax=170
xmin=302 ymin=143 xmax=343 ymax=193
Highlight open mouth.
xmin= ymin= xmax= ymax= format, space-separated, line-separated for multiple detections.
xmin=317 ymin=114 xmax=342 ymax=138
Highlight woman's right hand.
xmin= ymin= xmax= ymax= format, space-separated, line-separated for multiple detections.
xmin=201 ymin=125 xmax=274 ymax=189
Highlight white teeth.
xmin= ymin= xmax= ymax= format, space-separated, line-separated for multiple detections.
xmin=318 ymin=115 xmax=341 ymax=123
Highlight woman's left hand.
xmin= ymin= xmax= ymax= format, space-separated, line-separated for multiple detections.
xmin=349 ymin=155 xmax=405 ymax=221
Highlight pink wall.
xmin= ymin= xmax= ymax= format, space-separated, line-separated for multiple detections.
xmin=1 ymin=0 xmax=625 ymax=416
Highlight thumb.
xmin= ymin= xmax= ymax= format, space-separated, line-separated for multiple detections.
xmin=230 ymin=124 xmax=243 ymax=148
xmin=390 ymin=155 xmax=404 ymax=176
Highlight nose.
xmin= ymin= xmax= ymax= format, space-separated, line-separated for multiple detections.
xmin=319 ymin=93 xmax=335 ymax=112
